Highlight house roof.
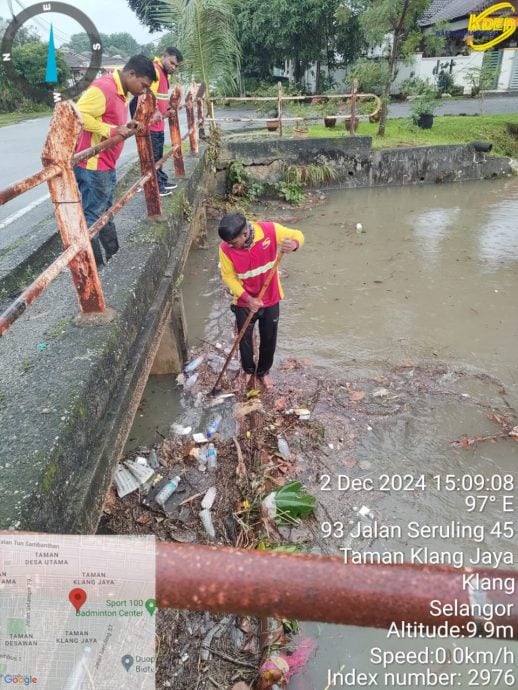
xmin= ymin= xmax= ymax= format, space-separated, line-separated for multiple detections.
xmin=419 ymin=0 xmax=499 ymax=26
xmin=62 ymin=52 xmax=88 ymax=69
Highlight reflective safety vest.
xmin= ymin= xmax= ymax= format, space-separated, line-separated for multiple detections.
xmin=75 ymin=71 xmax=128 ymax=171
xmin=220 ymin=222 xmax=282 ymax=307
xmin=150 ymin=58 xmax=170 ymax=133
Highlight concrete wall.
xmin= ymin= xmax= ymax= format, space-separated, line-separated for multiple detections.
xmin=392 ymin=52 xmax=485 ymax=95
xmin=218 ymin=137 xmax=513 ymax=190
xmin=302 ymin=48 xmax=518 ymax=95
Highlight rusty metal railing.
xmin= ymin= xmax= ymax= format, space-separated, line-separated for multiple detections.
xmin=208 ymin=80 xmax=381 ymax=135
xmin=0 ymin=81 xmax=205 ymax=337
xmin=160 ymin=543 xmax=518 ymax=638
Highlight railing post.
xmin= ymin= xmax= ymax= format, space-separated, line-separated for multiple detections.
xmin=277 ymin=81 xmax=283 ymax=137
xmin=350 ymin=78 xmax=358 ymax=137
xmin=168 ymin=85 xmax=185 ymax=177
xmin=185 ymin=81 xmax=198 ymax=155
xmin=134 ymin=90 xmax=162 ymax=218
xmin=41 ymin=101 xmax=106 ymax=314
xmin=196 ymin=82 xmax=207 ymax=139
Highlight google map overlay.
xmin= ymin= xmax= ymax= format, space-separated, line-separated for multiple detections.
xmin=0 ymin=534 xmax=155 ymax=689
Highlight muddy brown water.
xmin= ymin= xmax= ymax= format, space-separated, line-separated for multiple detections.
xmin=127 ymin=178 xmax=518 ymax=689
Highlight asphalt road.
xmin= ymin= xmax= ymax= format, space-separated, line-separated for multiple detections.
xmin=0 ymin=115 xmax=138 ymax=232
xmin=1 ymin=95 xmax=517 ymax=246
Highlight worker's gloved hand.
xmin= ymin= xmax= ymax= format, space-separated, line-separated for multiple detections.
xmin=280 ymin=238 xmax=298 ymax=253
xmin=246 ymin=295 xmax=263 ymax=313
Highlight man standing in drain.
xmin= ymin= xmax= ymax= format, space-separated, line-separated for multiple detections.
xmin=218 ymin=212 xmax=304 ymax=390
xmin=74 ymin=54 xmax=155 ymax=268
xmin=132 ymin=47 xmax=183 ymax=197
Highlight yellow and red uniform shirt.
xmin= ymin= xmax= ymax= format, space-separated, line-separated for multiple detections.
xmin=75 ymin=70 xmax=128 ymax=171
xmin=219 ymin=221 xmax=304 ymax=307
xmin=149 ymin=57 xmax=170 ymax=133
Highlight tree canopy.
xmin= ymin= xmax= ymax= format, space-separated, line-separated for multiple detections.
xmin=234 ymin=0 xmax=365 ymax=86
xmin=65 ymin=31 xmax=147 ymax=57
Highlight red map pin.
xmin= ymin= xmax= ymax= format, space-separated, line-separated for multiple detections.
xmin=69 ymin=588 xmax=87 ymax=612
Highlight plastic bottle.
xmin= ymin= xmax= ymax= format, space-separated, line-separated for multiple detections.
xmin=184 ymin=373 xmax=199 ymax=389
xmin=199 ymin=509 xmax=216 ymax=539
xmin=154 ymin=475 xmax=181 ymax=506
xmin=206 ymin=414 xmax=222 ymax=439
xmin=277 ymin=436 xmax=291 ymax=461
xmin=149 ymin=449 xmax=160 ymax=469
xmin=206 ymin=443 xmax=218 ymax=470
xmin=183 ymin=355 xmax=204 ymax=374
xmin=197 ymin=445 xmax=208 ymax=472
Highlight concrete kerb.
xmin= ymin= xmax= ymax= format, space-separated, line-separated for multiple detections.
xmin=0 ymin=148 xmax=208 ymax=533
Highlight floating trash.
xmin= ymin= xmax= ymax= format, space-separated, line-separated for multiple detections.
xmin=113 ymin=464 xmax=140 ymax=498
xmin=171 ymin=423 xmax=192 ymax=436
xmin=201 ymin=486 xmax=217 ymax=510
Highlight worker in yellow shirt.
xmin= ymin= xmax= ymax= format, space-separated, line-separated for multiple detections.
xmin=74 ymin=55 xmax=155 ymax=267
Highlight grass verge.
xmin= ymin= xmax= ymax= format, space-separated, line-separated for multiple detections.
xmin=301 ymin=114 xmax=518 ymax=157
xmin=0 ymin=110 xmax=52 ymax=127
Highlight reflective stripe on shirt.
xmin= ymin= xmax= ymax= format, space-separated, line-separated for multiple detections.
xmin=236 ymin=259 xmax=276 ymax=280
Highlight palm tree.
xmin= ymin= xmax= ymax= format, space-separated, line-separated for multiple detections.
xmin=155 ymin=0 xmax=241 ymax=124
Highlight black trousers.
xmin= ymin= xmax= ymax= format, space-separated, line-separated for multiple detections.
xmin=232 ymin=303 xmax=279 ymax=376
xmin=150 ymin=130 xmax=169 ymax=189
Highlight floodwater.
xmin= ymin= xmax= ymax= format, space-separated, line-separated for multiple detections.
xmin=127 ymin=177 xmax=518 ymax=688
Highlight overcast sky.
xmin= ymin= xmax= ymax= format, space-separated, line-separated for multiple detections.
xmin=0 ymin=0 xmax=167 ymax=47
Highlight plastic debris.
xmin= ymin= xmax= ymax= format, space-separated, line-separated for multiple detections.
xmin=193 ymin=432 xmax=208 ymax=444
xmin=258 ymin=638 xmax=315 ymax=688
xmin=184 ymin=373 xmax=199 ymax=389
xmin=277 ymin=436 xmax=291 ymax=461
xmin=171 ymin=423 xmax=192 ymax=436
xmin=124 ymin=459 xmax=155 ymax=486
xmin=184 ymin=355 xmax=204 ymax=374
xmin=207 ymin=443 xmax=218 ymax=470
xmin=208 ymin=392 xmax=235 ymax=407
xmin=199 ymin=509 xmax=216 ymax=539
xmin=176 ymin=373 xmax=186 ymax=386
xmin=206 ymin=414 xmax=222 ymax=439
xmin=196 ymin=446 xmax=208 ymax=472
xmin=149 ymin=449 xmax=160 ymax=469
xmin=36 ymin=342 xmax=48 ymax=351
xmin=262 ymin=482 xmax=316 ymax=521
xmin=113 ymin=464 xmax=140 ymax=498
xmin=201 ymin=486 xmax=217 ymax=510
xmin=358 ymin=505 xmax=374 ymax=521
xmin=155 ymin=476 xmax=181 ymax=507
xmin=207 ymin=354 xmax=226 ymax=374
xmin=294 ymin=407 xmax=311 ymax=420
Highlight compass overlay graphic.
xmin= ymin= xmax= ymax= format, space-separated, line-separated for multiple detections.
xmin=1 ymin=2 xmax=103 ymax=106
